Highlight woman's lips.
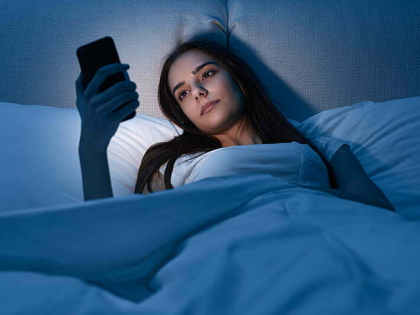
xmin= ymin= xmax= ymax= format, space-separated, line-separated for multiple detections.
xmin=201 ymin=100 xmax=219 ymax=115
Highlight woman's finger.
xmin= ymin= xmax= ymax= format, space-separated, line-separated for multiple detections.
xmin=84 ymin=63 xmax=130 ymax=101
xmin=92 ymin=81 xmax=137 ymax=106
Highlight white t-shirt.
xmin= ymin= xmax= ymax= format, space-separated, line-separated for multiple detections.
xmin=159 ymin=139 xmax=345 ymax=188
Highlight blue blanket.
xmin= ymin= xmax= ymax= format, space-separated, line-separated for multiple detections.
xmin=1 ymin=173 xmax=419 ymax=314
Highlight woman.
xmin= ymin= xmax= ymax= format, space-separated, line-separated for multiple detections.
xmin=75 ymin=39 xmax=395 ymax=211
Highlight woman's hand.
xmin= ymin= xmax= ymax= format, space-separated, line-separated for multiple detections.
xmin=75 ymin=63 xmax=139 ymax=151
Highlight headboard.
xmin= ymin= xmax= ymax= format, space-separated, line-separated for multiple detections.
xmin=1 ymin=0 xmax=419 ymax=122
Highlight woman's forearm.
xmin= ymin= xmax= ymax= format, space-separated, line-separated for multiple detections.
xmin=79 ymin=145 xmax=113 ymax=201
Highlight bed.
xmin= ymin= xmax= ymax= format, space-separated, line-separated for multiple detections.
xmin=1 ymin=0 xmax=420 ymax=313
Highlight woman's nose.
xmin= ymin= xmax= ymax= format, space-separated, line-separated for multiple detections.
xmin=192 ymin=84 xmax=207 ymax=98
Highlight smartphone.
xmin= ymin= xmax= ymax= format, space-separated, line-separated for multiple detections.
xmin=76 ymin=36 xmax=136 ymax=122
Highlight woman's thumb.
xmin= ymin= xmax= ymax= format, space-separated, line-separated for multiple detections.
xmin=75 ymin=72 xmax=85 ymax=96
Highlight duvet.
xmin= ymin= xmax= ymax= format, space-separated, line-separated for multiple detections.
xmin=1 ymin=172 xmax=419 ymax=314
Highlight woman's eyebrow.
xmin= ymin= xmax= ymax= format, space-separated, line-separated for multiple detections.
xmin=172 ymin=61 xmax=219 ymax=95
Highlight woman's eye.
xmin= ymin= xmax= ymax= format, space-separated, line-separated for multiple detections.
xmin=178 ymin=70 xmax=215 ymax=101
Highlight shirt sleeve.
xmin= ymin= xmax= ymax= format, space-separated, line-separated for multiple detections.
xmin=158 ymin=154 xmax=195 ymax=188
xmin=308 ymin=135 xmax=350 ymax=162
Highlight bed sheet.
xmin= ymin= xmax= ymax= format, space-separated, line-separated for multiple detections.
xmin=1 ymin=173 xmax=420 ymax=314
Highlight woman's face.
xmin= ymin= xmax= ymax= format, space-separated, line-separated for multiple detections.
xmin=168 ymin=49 xmax=245 ymax=139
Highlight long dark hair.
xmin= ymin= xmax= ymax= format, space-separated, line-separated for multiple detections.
xmin=134 ymin=39 xmax=335 ymax=194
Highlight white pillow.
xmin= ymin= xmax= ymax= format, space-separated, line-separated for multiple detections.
xmin=0 ymin=102 xmax=181 ymax=212
xmin=298 ymin=96 xmax=420 ymax=220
